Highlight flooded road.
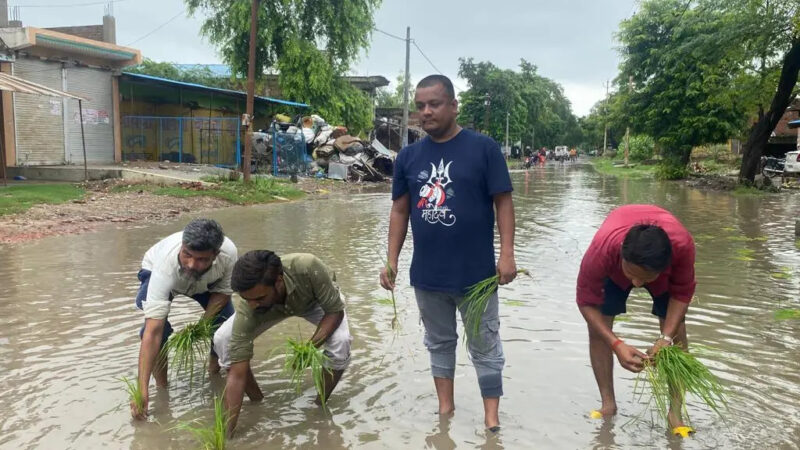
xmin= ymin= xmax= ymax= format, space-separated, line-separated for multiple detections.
xmin=1 ymin=162 xmax=799 ymax=449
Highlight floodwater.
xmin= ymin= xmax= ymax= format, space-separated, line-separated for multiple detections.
xmin=1 ymin=162 xmax=799 ymax=450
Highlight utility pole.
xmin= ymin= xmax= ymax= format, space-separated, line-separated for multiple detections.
xmin=483 ymin=93 xmax=491 ymax=136
xmin=624 ymin=76 xmax=632 ymax=166
xmin=401 ymin=26 xmax=411 ymax=148
xmin=603 ymin=80 xmax=609 ymax=156
xmin=242 ymin=0 xmax=259 ymax=182
xmin=505 ymin=111 xmax=510 ymax=159
xmin=532 ymin=128 xmax=535 ymax=152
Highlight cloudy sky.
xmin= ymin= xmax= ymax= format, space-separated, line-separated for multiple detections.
xmin=15 ymin=0 xmax=637 ymax=116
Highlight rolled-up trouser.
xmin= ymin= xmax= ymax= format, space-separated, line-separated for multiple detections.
xmin=213 ymin=306 xmax=353 ymax=371
xmin=414 ymin=288 xmax=505 ymax=398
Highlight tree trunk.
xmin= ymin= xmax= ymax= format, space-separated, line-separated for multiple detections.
xmin=739 ymin=39 xmax=800 ymax=183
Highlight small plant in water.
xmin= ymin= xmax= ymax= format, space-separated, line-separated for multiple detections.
xmin=634 ymin=345 xmax=727 ymax=426
xmin=774 ymin=309 xmax=800 ymax=320
xmin=177 ymin=394 xmax=228 ymax=450
xmin=380 ymin=256 xmax=400 ymax=330
xmin=122 ymin=376 xmax=144 ymax=417
xmin=770 ymin=267 xmax=793 ymax=280
xmin=160 ymin=318 xmax=218 ymax=388
xmin=460 ymin=269 xmax=529 ymax=341
xmin=283 ymin=338 xmax=332 ymax=408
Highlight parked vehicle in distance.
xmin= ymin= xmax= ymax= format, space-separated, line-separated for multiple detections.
xmin=784 ymin=150 xmax=800 ymax=176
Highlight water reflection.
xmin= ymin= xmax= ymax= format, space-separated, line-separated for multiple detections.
xmin=0 ymin=163 xmax=799 ymax=448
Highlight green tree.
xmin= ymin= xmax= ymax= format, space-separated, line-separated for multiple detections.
xmin=376 ymin=73 xmax=415 ymax=110
xmin=456 ymin=58 xmax=580 ymax=148
xmin=616 ymin=0 xmax=800 ymax=182
xmin=126 ymin=58 xmax=247 ymax=91
xmin=185 ymin=0 xmax=381 ymax=131
xmin=617 ymin=0 xmax=745 ymax=174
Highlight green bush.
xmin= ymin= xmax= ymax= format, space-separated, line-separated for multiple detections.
xmin=655 ymin=163 xmax=689 ymax=180
xmin=627 ymin=135 xmax=656 ymax=162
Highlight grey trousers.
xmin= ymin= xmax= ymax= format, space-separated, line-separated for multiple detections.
xmin=414 ymin=288 xmax=505 ymax=398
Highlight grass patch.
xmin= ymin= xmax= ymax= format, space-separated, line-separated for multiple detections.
xmin=774 ymin=309 xmax=800 ymax=320
xmin=733 ymin=185 xmax=769 ymax=196
xmin=0 ymin=183 xmax=84 ymax=215
xmin=122 ymin=376 xmax=144 ymax=418
xmin=160 ymin=318 xmax=217 ymax=388
xmin=590 ymin=158 xmax=658 ymax=179
xmin=634 ymin=346 xmax=727 ymax=426
xmin=115 ymin=177 xmax=304 ymax=205
xmin=283 ymin=338 xmax=332 ymax=409
xmin=460 ymin=269 xmax=529 ymax=341
xmin=176 ymin=394 xmax=228 ymax=450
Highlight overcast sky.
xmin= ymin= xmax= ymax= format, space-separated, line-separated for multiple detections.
xmin=15 ymin=0 xmax=637 ymax=116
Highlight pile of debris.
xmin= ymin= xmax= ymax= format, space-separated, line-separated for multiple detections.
xmin=251 ymin=114 xmax=398 ymax=182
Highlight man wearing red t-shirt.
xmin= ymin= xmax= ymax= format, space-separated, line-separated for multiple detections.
xmin=576 ymin=205 xmax=696 ymax=435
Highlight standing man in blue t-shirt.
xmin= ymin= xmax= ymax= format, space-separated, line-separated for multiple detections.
xmin=380 ymin=74 xmax=516 ymax=432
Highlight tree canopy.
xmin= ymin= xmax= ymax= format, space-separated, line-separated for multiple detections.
xmin=457 ymin=58 xmax=581 ymax=149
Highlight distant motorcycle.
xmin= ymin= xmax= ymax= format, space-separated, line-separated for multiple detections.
xmin=761 ymin=156 xmax=785 ymax=178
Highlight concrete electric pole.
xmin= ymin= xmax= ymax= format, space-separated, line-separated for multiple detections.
xmin=242 ymin=0 xmax=259 ymax=182
xmin=400 ymin=26 xmax=411 ymax=148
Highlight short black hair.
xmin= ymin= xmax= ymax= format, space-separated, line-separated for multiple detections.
xmin=182 ymin=218 xmax=224 ymax=252
xmin=621 ymin=224 xmax=672 ymax=273
xmin=417 ymin=74 xmax=455 ymax=100
xmin=231 ymin=250 xmax=283 ymax=292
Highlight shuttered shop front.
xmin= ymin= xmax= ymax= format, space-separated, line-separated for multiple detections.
xmin=65 ymin=67 xmax=114 ymax=164
xmin=13 ymin=59 xmax=66 ymax=165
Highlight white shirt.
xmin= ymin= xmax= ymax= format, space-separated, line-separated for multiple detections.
xmin=141 ymin=231 xmax=237 ymax=320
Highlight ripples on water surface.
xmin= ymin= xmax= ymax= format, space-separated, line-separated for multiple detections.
xmin=0 ymin=163 xmax=799 ymax=449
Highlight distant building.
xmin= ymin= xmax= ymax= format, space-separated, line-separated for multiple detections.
xmin=0 ymin=3 xmax=141 ymax=166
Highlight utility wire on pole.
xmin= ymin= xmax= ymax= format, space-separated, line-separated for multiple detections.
xmin=483 ymin=93 xmax=491 ymax=136
xmin=401 ymin=26 xmax=411 ymax=149
xmin=242 ymin=0 xmax=259 ymax=182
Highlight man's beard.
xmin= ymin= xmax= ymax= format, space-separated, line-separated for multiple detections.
xmin=179 ymin=264 xmax=207 ymax=280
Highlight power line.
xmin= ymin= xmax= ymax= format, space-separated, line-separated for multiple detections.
xmin=412 ymin=40 xmax=443 ymax=75
xmin=10 ymin=0 xmax=125 ymax=7
xmin=124 ymin=10 xmax=185 ymax=47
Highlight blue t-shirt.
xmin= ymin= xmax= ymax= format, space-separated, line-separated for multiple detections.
xmin=391 ymin=128 xmax=513 ymax=294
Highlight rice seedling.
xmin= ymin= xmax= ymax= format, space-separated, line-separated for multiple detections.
xmin=633 ymin=345 xmax=727 ymax=426
xmin=375 ymin=297 xmax=395 ymax=306
xmin=774 ymin=309 xmax=800 ymax=320
xmin=283 ymin=338 xmax=332 ymax=409
xmin=176 ymin=394 xmax=228 ymax=450
xmin=503 ymin=299 xmax=525 ymax=307
xmin=795 ymin=239 xmax=800 ymax=250
xmin=770 ymin=267 xmax=793 ymax=280
xmin=122 ymin=376 xmax=144 ymax=417
xmin=160 ymin=318 xmax=218 ymax=388
xmin=733 ymin=248 xmax=755 ymax=262
xmin=614 ymin=314 xmax=632 ymax=323
xmin=721 ymin=227 xmax=736 ymax=232
xmin=460 ymin=269 xmax=529 ymax=341
xmin=377 ymin=256 xmax=400 ymax=330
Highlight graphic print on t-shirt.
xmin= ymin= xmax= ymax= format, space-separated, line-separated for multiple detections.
xmin=416 ymin=158 xmax=456 ymax=227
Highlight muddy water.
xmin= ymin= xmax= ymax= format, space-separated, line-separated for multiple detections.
xmin=1 ymin=163 xmax=799 ymax=449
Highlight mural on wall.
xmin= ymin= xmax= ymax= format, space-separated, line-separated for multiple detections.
xmin=73 ymin=109 xmax=110 ymax=125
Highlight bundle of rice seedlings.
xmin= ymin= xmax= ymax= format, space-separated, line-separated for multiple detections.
xmin=176 ymin=394 xmax=228 ymax=450
xmin=634 ymin=345 xmax=727 ymax=426
xmin=160 ymin=318 xmax=218 ymax=388
xmin=122 ymin=376 xmax=144 ymax=417
xmin=283 ymin=338 xmax=332 ymax=408
xmin=460 ymin=269 xmax=529 ymax=341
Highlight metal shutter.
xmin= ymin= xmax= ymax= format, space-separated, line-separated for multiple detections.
xmin=65 ymin=67 xmax=114 ymax=164
xmin=13 ymin=58 xmax=66 ymax=165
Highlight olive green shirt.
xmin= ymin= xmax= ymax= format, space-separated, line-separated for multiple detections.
xmin=228 ymin=253 xmax=345 ymax=364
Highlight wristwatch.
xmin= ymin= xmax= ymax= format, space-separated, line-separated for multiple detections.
xmin=658 ymin=334 xmax=674 ymax=345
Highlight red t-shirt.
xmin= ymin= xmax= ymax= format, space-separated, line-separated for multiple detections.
xmin=576 ymin=205 xmax=696 ymax=307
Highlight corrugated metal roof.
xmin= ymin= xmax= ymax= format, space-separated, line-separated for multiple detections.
xmin=121 ymin=72 xmax=309 ymax=108
xmin=0 ymin=71 xmax=85 ymax=100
